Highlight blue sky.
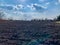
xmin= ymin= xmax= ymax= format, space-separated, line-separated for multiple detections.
xmin=0 ymin=0 xmax=60 ymax=20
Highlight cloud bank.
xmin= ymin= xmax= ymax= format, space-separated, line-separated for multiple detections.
xmin=0 ymin=0 xmax=60 ymax=20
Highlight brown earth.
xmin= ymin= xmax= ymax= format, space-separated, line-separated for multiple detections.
xmin=0 ymin=20 xmax=60 ymax=45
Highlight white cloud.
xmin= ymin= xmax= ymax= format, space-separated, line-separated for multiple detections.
xmin=0 ymin=3 xmax=24 ymax=11
xmin=27 ymin=4 xmax=36 ymax=11
xmin=13 ymin=5 xmax=18 ymax=10
xmin=58 ymin=0 xmax=60 ymax=3
xmin=18 ymin=5 xmax=24 ymax=9
xmin=55 ymin=2 xmax=59 ymax=5
xmin=1 ymin=9 xmax=57 ymax=20
xmin=53 ymin=0 xmax=60 ymax=5
xmin=34 ymin=3 xmax=48 ymax=9
xmin=0 ymin=3 xmax=12 ymax=6
xmin=27 ymin=3 xmax=48 ymax=11
xmin=45 ymin=2 xmax=50 ymax=5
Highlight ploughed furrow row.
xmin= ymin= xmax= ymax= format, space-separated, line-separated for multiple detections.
xmin=0 ymin=20 xmax=60 ymax=45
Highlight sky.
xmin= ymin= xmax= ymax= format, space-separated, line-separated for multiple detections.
xmin=0 ymin=0 xmax=60 ymax=20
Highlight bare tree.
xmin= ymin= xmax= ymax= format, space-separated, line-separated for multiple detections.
xmin=0 ymin=11 xmax=5 ymax=19
xmin=57 ymin=15 xmax=60 ymax=21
